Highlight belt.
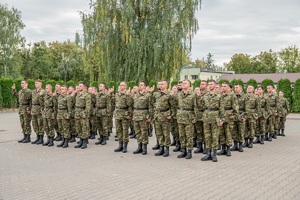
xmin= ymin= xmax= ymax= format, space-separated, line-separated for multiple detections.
xmin=270 ymin=105 xmax=275 ymax=107
xmin=199 ymin=109 xmax=205 ymax=112
xmin=224 ymin=108 xmax=232 ymax=110
xmin=58 ymin=108 xmax=67 ymax=110
xmin=76 ymin=106 xmax=86 ymax=109
xmin=177 ymin=108 xmax=193 ymax=111
xmin=45 ymin=106 xmax=53 ymax=109
xmin=20 ymin=103 xmax=29 ymax=105
xmin=261 ymin=106 xmax=265 ymax=108
xmin=134 ymin=108 xmax=148 ymax=110
xmin=32 ymin=104 xmax=40 ymax=106
xmin=250 ymin=107 xmax=256 ymax=109
xmin=206 ymin=108 xmax=219 ymax=111
xmin=156 ymin=108 xmax=169 ymax=112
xmin=97 ymin=106 xmax=106 ymax=109
xmin=116 ymin=106 xmax=128 ymax=110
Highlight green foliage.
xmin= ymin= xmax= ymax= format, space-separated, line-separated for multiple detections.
xmin=109 ymin=81 xmax=117 ymax=93
xmin=292 ymin=79 xmax=300 ymax=112
xmin=46 ymin=80 xmax=56 ymax=92
xmin=231 ymin=78 xmax=245 ymax=92
xmin=57 ymin=80 xmax=65 ymax=86
xmin=171 ymin=80 xmax=179 ymax=89
xmin=193 ymin=79 xmax=200 ymax=89
xmin=261 ymin=78 xmax=274 ymax=92
xmin=0 ymin=77 xmax=14 ymax=108
xmin=0 ymin=85 xmax=3 ymax=108
xmin=128 ymin=81 xmax=137 ymax=90
xmin=91 ymin=81 xmax=98 ymax=88
xmin=27 ymin=79 xmax=35 ymax=90
xmin=41 ymin=80 xmax=46 ymax=89
xmin=66 ymin=80 xmax=75 ymax=87
xmin=149 ymin=80 xmax=157 ymax=92
xmin=246 ymin=78 xmax=258 ymax=89
xmin=14 ymin=77 xmax=23 ymax=92
xmin=277 ymin=78 xmax=293 ymax=107
xmin=218 ymin=79 xmax=229 ymax=85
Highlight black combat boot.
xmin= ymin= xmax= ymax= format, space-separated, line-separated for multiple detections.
xmin=203 ymin=143 xmax=207 ymax=154
xmin=177 ymin=148 xmax=187 ymax=158
xmin=133 ymin=143 xmax=143 ymax=154
xmin=248 ymin=138 xmax=253 ymax=148
xmin=101 ymin=136 xmax=107 ymax=145
xmin=186 ymin=149 xmax=192 ymax=159
xmin=155 ymin=146 xmax=165 ymax=156
xmin=170 ymin=136 xmax=176 ymax=146
xmin=194 ymin=142 xmax=203 ymax=153
xmin=201 ymin=149 xmax=212 ymax=161
xmin=230 ymin=141 xmax=238 ymax=151
xmin=142 ymin=144 xmax=147 ymax=155
xmin=281 ymin=129 xmax=285 ymax=136
xmin=48 ymin=137 xmax=54 ymax=147
xmin=130 ymin=130 xmax=136 ymax=139
xmin=148 ymin=128 xmax=153 ymax=137
xmin=43 ymin=136 xmax=50 ymax=146
xmin=36 ymin=134 xmax=44 ymax=145
xmin=173 ymin=141 xmax=181 ymax=152
xmin=217 ymin=144 xmax=227 ymax=155
xmin=18 ymin=134 xmax=27 ymax=143
xmin=253 ymin=136 xmax=260 ymax=144
xmin=193 ymin=138 xmax=197 ymax=148
xmin=95 ymin=135 xmax=103 ymax=145
xmin=212 ymin=149 xmax=218 ymax=162
xmin=218 ymin=142 xmax=221 ymax=150
xmin=22 ymin=134 xmax=31 ymax=143
xmin=129 ymin=128 xmax=134 ymax=136
xmin=55 ymin=133 xmax=62 ymax=141
xmin=62 ymin=138 xmax=69 ymax=148
xmin=272 ymin=131 xmax=277 ymax=139
xmin=69 ymin=135 xmax=76 ymax=143
xmin=74 ymin=138 xmax=83 ymax=148
xmin=152 ymin=140 xmax=160 ymax=150
xmin=57 ymin=138 xmax=65 ymax=147
xmin=89 ymin=131 xmax=96 ymax=139
xmin=242 ymin=139 xmax=248 ymax=147
xmin=163 ymin=147 xmax=169 ymax=157
xmin=31 ymin=135 xmax=40 ymax=144
xmin=238 ymin=142 xmax=244 ymax=152
xmin=226 ymin=146 xmax=231 ymax=156
xmin=260 ymin=135 xmax=265 ymax=144
xmin=268 ymin=133 xmax=272 ymax=141
xmin=122 ymin=142 xmax=128 ymax=153
xmin=114 ymin=141 xmax=123 ymax=152
xmin=81 ymin=139 xmax=88 ymax=149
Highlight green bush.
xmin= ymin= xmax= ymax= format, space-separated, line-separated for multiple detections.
xmin=0 ymin=78 xmax=14 ymax=108
xmin=91 ymin=81 xmax=98 ymax=88
xmin=128 ymin=81 xmax=137 ymax=90
xmin=0 ymin=85 xmax=3 ymax=108
xmin=292 ymin=79 xmax=300 ymax=112
xmin=261 ymin=78 xmax=274 ymax=93
xmin=109 ymin=81 xmax=117 ymax=93
xmin=193 ymin=79 xmax=200 ymax=89
xmin=27 ymin=79 xmax=35 ymax=90
xmin=171 ymin=80 xmax=179 ymax=89
xmin=57 ymin=80 xmax=65 ymax=86
xmin=67 ymin=80 xmax=75 ymax=87
xmin=149 ymin=80 xmax=157 ymax=91
xmin=218 ymin=79 xmax=229 ymax=85
xmin=14 ymin=78 xmax=23 ymax=92
xmin=246 ymin=78 xmax=258 ymax=89
xmin=231 ymin=78 xmax=245 ymax=92
xmin=46 ymin=80 xmax=56 ymax=92
xmin=277 ymin=78 xmax=293 ymax=107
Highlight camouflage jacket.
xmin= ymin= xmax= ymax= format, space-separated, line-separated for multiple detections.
xmin=57 ymin=94 xmax=73 ymax=120
xmin=195 ymin=91 xmax=207 ymax=121
xmin=96 ymin=92 xmax=112 ymax=117
xmin=266 ymin=93 xmax=280 ymax=116
xmin=235 ymin=93 xmax=247 ymax=120
xmin=90 ymin=94 xmax=96 ymax=117
xmin=74 ymin=91 xmax=91 ymax=119
xmin=31 ymin=88 xmax=45 ymax=115
xmin=175 ymin=90 xmax=197 ymax=124
xmin=202 ymin=92 xmax=225 ymax=124
xmin=14 ymin=88 xmax=32 ymax=115
xmin=132 ymin=91 xmax=153 ymax=121
xmin=279 ymin=97 xmax=289 ymax=116
xmin=258 ymin=95 xmax=269 ymax=118
xmin=221 ymin=92 xmax=239 ymax=122
xmin=42 ymin=93 xmax=55 ymax=119
xmin=245 ymin=94 xmax=261 ymax=120
xmin=152 ymin=90 xmax=176 ymax=122
xmin=114 ymin=92 xmax=133 ymax=120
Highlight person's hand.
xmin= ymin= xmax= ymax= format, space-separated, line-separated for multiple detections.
xmin=149 ymin=86 xmax=154 ymax=92
xmin=229 ymin=115 xmax=235 ymax=119
xmin=126 ymin=87 xmax=131 ymax=95
xmin=146 ymin=118 xmax=151 ymax=123
xmin=167 ymin=115 xmax=172 ymax=120
xmin=192 ymin=119 xmax=196 ymax=124
xmin=218 ymin=121 xmax=224 ymax=126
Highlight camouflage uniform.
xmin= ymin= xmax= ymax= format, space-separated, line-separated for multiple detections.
xmin=279 ymin=97 xmax=289 ymax=135
xmin=234 ymin=93 xmax=247 ymax=144
xmin=31 ymin=88 xmax=45 ymax=137
xmin=42 ymin=93 xmax=55 ymax=138
xmin=109 ymin=93 xmax=115 ymax=135
xmin=74 ymin=91 xmax=91 ymax=139
xmin=194 ymin=91 xmax=207 ymax=153
xmin=255 ymin=95 xmax=268 ymax=139
xmin=68 ymin=94 xmax=76 ymax=137
xmin=95 ymin=91 xmax=111 ymax=139
xmin=57 ymin=94 xmax=73 ymax=139
xmin=265 ymin=93 xmax=280 ymax=139
xmin=170 ymin=92 xmax=179 ymax=145
xmin=53 ymin=93 xmax=61 ymax=140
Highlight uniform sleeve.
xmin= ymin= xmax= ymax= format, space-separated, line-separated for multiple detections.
xmin=232 ymin=94 xmax=239 ymax=119
xmin=106 ymin=94 xmax=112 ymax=116
xmin=126 ymin=94 xmax=134 ymax=118
xmin=85 ymin=95 xmax=92 ymax=117
xmin=219 ymin=95 xmax=225 ymax=122
xmin=148 ymin=94 xmax=154 ymax=120
xmin=67 ymin=96 xmax=73 ymax=117
xmin=255 ymin=97 xmax=261 ymax=118
xmin=169 ymin=94 xmax=177 ymax=118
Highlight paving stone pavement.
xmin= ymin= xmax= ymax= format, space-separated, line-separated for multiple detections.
xmin=0 ymin=112 xmax=299 ymax=200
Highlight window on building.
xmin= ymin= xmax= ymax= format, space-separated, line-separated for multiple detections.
xmin=191 ymin=75 xmax=198 ymax=80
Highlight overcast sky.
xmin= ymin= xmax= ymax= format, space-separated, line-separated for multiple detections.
xmin=2 ymin=0 xmax=300 ymax=65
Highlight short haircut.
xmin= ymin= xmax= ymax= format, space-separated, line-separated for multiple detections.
xmin=209 ymin=80 xmax=216 ymax=84
xmin=35 ymin=79 xmax=42 ymax=83
xmin=140 ymin=80 xmax=148 ymax=86
xmin=257 ymin=86 xmax=264 ymax=90
xmin=46 ymin=84 xmax=52 ymax=89
xmin=183 ymin=79 xmax=191 ymax=86
xmin=22 ymin=80 xmax=28 ymax=84
xmin=61 ymin=85 xmax=68 ymax=88
xmin=80 ymin=82 xmax=87 ymax=87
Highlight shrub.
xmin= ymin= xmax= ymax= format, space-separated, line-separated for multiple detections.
xmin=292 ymin=78 xmax=300 ymax=112
xmin=261 ymin=78 xmax=274 ymax=93
xmin=246 ymin=78 xmax=258 ymax=89
xmin=0 ymin=78 xmax=14 ymax=108
xmin=277 ymin=78 xmax=293 ymax=108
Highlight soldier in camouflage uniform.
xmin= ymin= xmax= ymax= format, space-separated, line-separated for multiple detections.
xmin=31 ymin=80 xmax=45 ymax=145
xmin=95 ymin=83 xmax=111 ymax=145
xmin=265 ymin=85 xmax=280 ymax=141
xmin=74 ymin=82 xmax=91 ymax=149
xmin=132 ymin=81 xmax=153 ymax=155
xmin=272 ymin=89 xmax=282 ymax=137
xmin=201 ymin=80 xmax=225 ymax=162
xmin=67 ymin=86 xmax=77 ymax=143
xmin=56 ymin=85 xmax=73 ymax=148
xmin=152 ymin=80 xmax=175 ymax=157
xmin=88 ymin=87 xmax=97 ymax=139
xmin=231 ymin=84 xmax=247 ymax=152
xmin=12 ymin=80 xmax=32 ymax=143
xmin=175 ymin=80 xmax=197 ymax=159
xmin=278 ymin=91 xmax=289 ymax=136
xmin=218 ymin=82 xmax=238 ymax=156
xmin=114 ymin=82 xmax=133 ymax=153
xmin=151 ymin=81 xmax=162 ymax=150
xmin=243 ymin=85 xmax=260 ymax=148
xmin=53 ymin=84 xmax=62 ymax=141
xmin=41 ymin=84 xmax=55 ymax=147
xmin=129 ymin=86 xmax=139 ymax=139
xmin=254 ymin=86 xmax=268 ymax=144
xmin=170 ymin=85 xmax=180 ymax=152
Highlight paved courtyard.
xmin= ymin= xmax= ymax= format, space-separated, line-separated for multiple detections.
xmin=0 ymin=111 xmax=299 ymax=200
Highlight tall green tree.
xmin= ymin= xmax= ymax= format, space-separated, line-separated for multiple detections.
xmin=278 ymin=45 xmax=300 ymax=73
xmin=225 ymin=53 xmax=252 ymax=74
xmin=292 ymin=78 xmax=300 ymax=112
xmin=277 ymin=78 xmax=292 ymax=106
xmin=251 ymin=50 xmax=278 ymax=73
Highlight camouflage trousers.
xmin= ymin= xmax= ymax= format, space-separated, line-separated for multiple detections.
xmin=96 ymin=116 xmax=109 ymax=137
xmin=89 ymin=115 xmax=98 ymax=133
xmin=115 ymin=118 xmax=130 ymax=142
xmin=274 ymin=115 xmax=280 ymax=131
xmin=43 ymin=118 xmax=55 ymax=137
xmin=232 ymin=120 xmax=245 ymax=143
xmin=245 ymin=119 xmax=256 ymax=139
xmin=255 ymin=117 xmax=266 ymax=137
xmin=279 ymin=116 xmax=287 ymax=129
xmin=108 ymin=115 xmax=114 ymax=133
xmin=154 ymin=121 xmax=171 ymax=147
xmin=194 ymin=121 xmax=204 ymax=143
xmin=57 ymin=118 xmax=71 ymax=139
xmin=170 ymin=118 xmax=179 ymax=142
xmin=32 ymin=114 xmax=44 ymax=136
xmin=178 ymin=122 xmax=194 ymax=150
xmin=76 ymin=118 xmax=90 ymax=139
xmin=133 ymin=120 xmax=149 ymax=144
xmin=19 ymin=113 xmax=31 ymax=135
xmin=70 ymin=117 xmax=76 ymax=136
xmin=267 ymin=115 xmax=275 ymax=133
xmin=203 ymin=122 xmax=220 ymax=150
xmin=219 ymin=121 xmax=234 ymax=146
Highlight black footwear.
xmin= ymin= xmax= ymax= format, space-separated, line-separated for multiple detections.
xmin=242 ymin=139 xmax=249 ymax=147
xmin=272 ymin=131 xmax=277 ymax=139
xmin=212 ymin=149 xmax=218 ymax=162
xmin=62 ymin=138 xmax=69 ymax=148
xmin=148 ymin=128 xmax=153 ymax=137
xmin=173 ymin=141 xmax=181 ymax=152
xmin=177 ymin=148 xmax=187 ymax=158
xmin=101 ymin=136 xmax=107 ymax=145
xmin=130 ymin=130 xmax=136 ymax=139
xmin=22 ymin=134 xmax=31 ymax=143
xmin=217 ymin=142 xmax=221 ymax=150
xmin=69 ymin=135 xmax=76 ymax=143
xmin=18 ymin=134 xmax=27 ymax=143
xmin=260 ymin=135 xmax=265 ymax=144
xmin=81 ymin=139 xmax=88 ymax=149
xmin=55 ymin=133 xmax=62 ymax=141
xmin=114 ymin=141 xmax=123 ymax=152
xmin=75 ymin=138 xmax=83 ymax=148
xmin=95 ymin=135 xmax=103 ymax=145
xmin=155 ymin=146 xmax=165 ymax=156
xmin=194 ymin=142 xmax=203 ymax=154
xmin=217 ymin=144 xmax=227 ymax=155
xmin=36 ymin=134 xmax=44 ymax=145
xmin=253 ymin=136 xmax=260 ymax=144
xmin=152 ymin=140 xmax=160 ymax=150
xmin=48 ymin=137 xmax=54 ymax=147
xmin=163 ymin=147 xmax=169 ymax=157
xmin=248 ymin=138 xmax=253 ymax=148
xmin=122 ymin=142 xmax=128 ymax=153
xmin=133 ymin=143 xmax=143 ymax=154
xmin=142 ymin=144 xmax=147 ymax=155
xmin=193 ymin=138 xmax=197 ymax=148
xmin=129 ymin=128 xmax=134 ymax=136
xmin=238 ymin=142 xmax=244 ymax=152
xmin=170 ymin=136 xmax=176 ymax=146
xmin=57 ymin=138 xmax=65 ymax=147
xmin=282 ymin=129 xmax=285 ymax=136
xmin=230 ymin=141 xmax=238 ymax=151
xmin=89 ymin=131 xmax=95 ymax=139
xmin=226 ymin=146 xmax=231 ymax=156
xmin=43 ymin=136 xmax=50 ymax=146
xmin=186 ymin=149 xmax=192 ymax=159
xmin=203 ymin=143 xmax=207 ymax=154
xmin=201 ymin=149 xmax=212 ymax=161
xmin=31 ymin=135 xmax=40 ymax=144
xmin=267 ymin=133 xmax=272 ymax=141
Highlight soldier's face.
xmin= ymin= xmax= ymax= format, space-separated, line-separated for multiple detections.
xmin=279 ymin=92 xmax=284 ymax=97
xmin=258 ymin=87 xmax=264 ymax=95
xmin=45 ymin=86 xmax=52 ymax=93
xmin=61 ymin=87 xmax=67 ymax=94
xmin=208 ymin=82 xmax=215 ymax=91
xmin=88 ymin=88 xmax=93 ymax=94
xmin=139 ymin=82 xmax=146 ymax=91
xmin=55 ymin=85 xmax=61 ymax=92
xmin=99 ymin=84 xmax=105 ymax=91
xmin=200 ymin=82 xmax=207 ymax=91
xmin=235 ymin=85 xmax=241 ymax=93
xmin=35 ymin=81 xmax=42 ymax=89
xmin=267 ymin=86 xmax=273 ymax=93
xmin=161 ymin=81 xmax=168 ymax=90
xmin=157 ymin=82 xmax=162 ymax=90
xmin=119 ymin=82 xmax=127 ymax=92
xmin=221 ymin=84 xmax=228 ymax=93
xmin=79 ymin=84 xmax=85 ymax=91
xmin=68 ymin=87 xmax=74 ymax=94
xmin=247 ymin=86 xmax=254 ymax=93
xmin=21 ymin=81 xmax=28 ymax=89
xmin=182 ymin=80 xmax=190 ymax=90
xmin=172 ymin=86 xmax=178 ymax=92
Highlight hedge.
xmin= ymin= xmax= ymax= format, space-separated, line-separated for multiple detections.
xmin=171 ymin=80 xmax=179 ymax=89
xmin=277 ymin=78 xmax=293 ymax=107
xmin=128 ymin=81 xmax=137 ymax=90
xmin=67 ymin=80 xmax=75 ymax=87
xmin=261 ymin=78 xmax=274 ymax=92
xmin=27 ymin=79 xmax=35 ymax=90
xmin=246 ymin=78 xmax=258 ymax=89
xmin=149 ymin=80 xmax=157 ymax=92
xmin=0 ymin=77 xmax=14 ymax=108
xmin=47 ymin=80 xmax=56 ymax=92
xmin=231 ymin=78 xmax=245 ymax=92
xmin=292 ymin=78 xmax=300 ymax=112
xmin=0 ymin=85 xmax=3 ymax=108
xmin=14 ymin=78 xmax=23 ymax=92
xmin=193 ymin=79 xmax=200 ymax=89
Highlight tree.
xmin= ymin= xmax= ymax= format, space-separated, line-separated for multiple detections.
xmin=193 ymin=79 xmax=200 ymax=89
xmin=225 ymin=54 xmax=252 ymax=74
xmin=261 ymin=78 xmax=274 ymax=93
xmin=231 ymin=78 xmax=245 ymax=92
xmin=292 ymin=78 xmax=300 ymax=112
xmin=277 ymin=78 xmax=292 ymax=107
xmin=0 ymin=4 xmax=25 ymax=77
xmin=205 ymin=53 xmax=216 ymax=69
xmin=278 ymin=45 xmax=300 ymax=73
xmin=191 ymin=58 xmax=205 ymax=68
xmin=251 ymin=50 xmax=278 ymax=73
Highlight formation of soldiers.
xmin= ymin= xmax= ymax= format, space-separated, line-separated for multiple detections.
xmin=13 ymin=79 xmax=289 ymax=162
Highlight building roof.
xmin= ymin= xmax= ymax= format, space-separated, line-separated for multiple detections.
xmin=217 ymin=73 xmax=300 ymax=84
